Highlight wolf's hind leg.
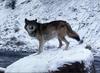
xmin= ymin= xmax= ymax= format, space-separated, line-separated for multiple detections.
xmin=58 ymin=38 xmax=63 ymax=48
xmin=61 ymin=37 xmax=69 ymax=50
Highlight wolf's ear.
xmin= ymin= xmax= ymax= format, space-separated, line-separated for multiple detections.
xmin=35 ymin=19 xmax=37 ymax=22
xmin=25 ymin=18 xmax=29 ymax=24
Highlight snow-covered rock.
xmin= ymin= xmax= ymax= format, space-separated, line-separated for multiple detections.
xmin=5 ymin=45 xmax=94 ymax=73
xmin=0 ymin=67 xmax=5 ymax=73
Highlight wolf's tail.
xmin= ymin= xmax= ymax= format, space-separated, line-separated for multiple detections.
xmin=67 ymin=30 xmax=83 ymax=44
xmin=65 ymin=23 xmax=83 ymax=44
xmin=68 ymin=31 xmax=80 ymax=41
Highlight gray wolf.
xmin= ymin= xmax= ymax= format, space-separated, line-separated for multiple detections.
xmin=24 ymin=18 xmax=82 ymax=54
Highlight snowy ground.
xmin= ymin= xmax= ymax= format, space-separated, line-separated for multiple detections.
xmin=0 ymin=0 xmax=100 ymax=54
xmin=5 ymin=45 xmax=93 ymax=73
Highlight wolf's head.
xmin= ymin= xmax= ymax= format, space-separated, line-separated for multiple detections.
xmin=24 ymin=18 xmax=38 ymax=36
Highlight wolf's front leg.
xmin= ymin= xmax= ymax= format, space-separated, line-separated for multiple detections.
xmin=62 ymin=37 xmax=69 ymax=50
xmin=37 ymin=39 xmax=45 ymax=54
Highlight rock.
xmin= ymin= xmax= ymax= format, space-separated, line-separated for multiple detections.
xmin=5 ymin=46 xmax=95 ymax=73
xmin=49 ymin=62 xmax=95 ymax=73
xmin=0 ymin=67 xmax=6 ymax=73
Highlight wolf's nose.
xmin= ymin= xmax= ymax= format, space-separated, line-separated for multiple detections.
xmin=79 ymin=40 xmax=83 ymax=44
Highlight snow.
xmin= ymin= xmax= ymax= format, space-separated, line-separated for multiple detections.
xmin=0 ymin=67 xmax=6 ymax=72
xmin=5 ymin=45 xmax=93 ymax=73
xmin=0 ymin=0 xmax=100 ymax=53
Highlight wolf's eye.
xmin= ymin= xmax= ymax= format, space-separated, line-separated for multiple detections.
xmin=29 ymin=26 xmax=33 ymax=29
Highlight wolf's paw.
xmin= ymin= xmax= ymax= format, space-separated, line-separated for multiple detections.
xmin=32 ymin=50 xmax=42 ymax=55
xmin=63 ymin=46 xmax=69 ymax=50
xmin=32 ymin=53 xmax=40 ymax=56
xmin=37 ymin=51 xmax=42 ymax=54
